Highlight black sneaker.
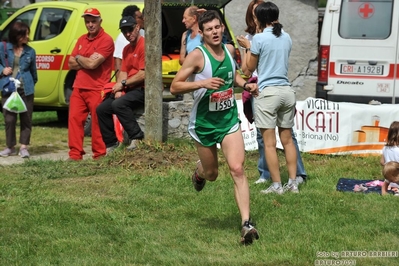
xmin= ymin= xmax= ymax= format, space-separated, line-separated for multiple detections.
xmin=240 ymin=220 xmax=259 ymax=245
xmin=191 ymin=167 xmax=206 ymax=192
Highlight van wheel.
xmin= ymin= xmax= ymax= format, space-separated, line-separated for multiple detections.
xmin=315 ymin=90 xmax=327 ymax=100
xmin=84 ymin=113 xmax=92 ymax=137
xmin=57 ymin=110 xmax=69 ymax=122
xmin=64 ymin=71 xmax=76 ymax=105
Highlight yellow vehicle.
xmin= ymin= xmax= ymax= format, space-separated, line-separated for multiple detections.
xmin=0 ymin=0 xmax=240 ymax=123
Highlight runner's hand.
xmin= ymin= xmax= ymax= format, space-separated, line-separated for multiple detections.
xmin=202 ymin=77 xmax=225 ymax=90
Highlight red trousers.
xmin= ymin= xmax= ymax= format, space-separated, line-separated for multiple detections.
xmin=68 ymin=88 xmax=105 ymax=160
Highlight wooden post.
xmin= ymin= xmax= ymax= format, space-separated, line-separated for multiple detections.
xmin=144 ymin=0 xmax=163 ymax=142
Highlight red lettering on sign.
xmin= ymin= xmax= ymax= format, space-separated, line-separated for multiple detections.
xmin=359 ymin=3 xmax=374 ymax=19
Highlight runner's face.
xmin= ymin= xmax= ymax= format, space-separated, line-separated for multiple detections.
xmin=200 ymin=19 xmax=224 ymax=46
xmin=84 ymin=16 xmax=102 ymax=37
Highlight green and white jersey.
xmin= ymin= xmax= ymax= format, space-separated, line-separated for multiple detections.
xmin=188 ymin=44 xmax=240 ymax=146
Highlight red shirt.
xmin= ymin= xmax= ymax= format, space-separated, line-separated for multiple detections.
xmin=121 ymin=36 xmax=145 ymax=88
xmin=72 ymin=28 xmax=114 ymax=90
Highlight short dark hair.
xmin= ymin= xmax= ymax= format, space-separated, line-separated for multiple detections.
xmin=255 ymin=2 xmax=283 ymax=37
xmin=8 ymin=21 xmax=30 ymax=45
xmin=122 ymin=5 xmax=140 ymax=17
xmin=198 ymin=10 xmax=222 ymax=32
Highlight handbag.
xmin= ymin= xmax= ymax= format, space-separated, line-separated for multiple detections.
xmin=2 ymin=72 xmax=21 ymax=96
xmin=241 ymin=76 xmax=258 ymax=124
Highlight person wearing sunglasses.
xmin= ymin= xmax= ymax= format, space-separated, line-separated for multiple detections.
xmin=114 ymin=5 xmax=145 ymax=80
xmin=97 ymin=16 xmax=145 ymax=153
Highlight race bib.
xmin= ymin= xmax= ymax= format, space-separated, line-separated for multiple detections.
xmin=209 ymin=87 xmax=234 ymax=111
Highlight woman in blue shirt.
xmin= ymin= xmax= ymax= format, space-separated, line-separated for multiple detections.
xmin=246 ymin=2 xmax=299 ymax=194
xmin=0 ymin=21 xmax=38 ymax=158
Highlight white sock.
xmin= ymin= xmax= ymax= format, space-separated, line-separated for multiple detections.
xmin=273 ymin=182 xmax=282 ymax=189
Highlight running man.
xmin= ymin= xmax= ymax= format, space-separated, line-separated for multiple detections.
xmin=170 ymin=10 xmax=259 ymax=245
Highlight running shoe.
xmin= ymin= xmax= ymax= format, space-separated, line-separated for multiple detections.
xmin=240 ymin=220 xmax=259 ymax=245
xmin=283 ymin=182 xmax=299 ymax=193
xmin=254 ymin=178 xmax=268 ymax=184
xmin=192 ymin=160 xmax=206 ymax=192
xmin=260 ymin=184 xmax=284 ymax=195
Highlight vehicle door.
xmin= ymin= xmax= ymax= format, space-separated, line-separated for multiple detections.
xmin=328 ymin=0 xmax=396 ymax=103
xmin=0 ymin=6 xmax=72 ymax=101
xmin=31 ymin=7 xmax=72 ymax=101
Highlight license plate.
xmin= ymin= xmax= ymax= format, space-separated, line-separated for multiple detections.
xmin=340 ymin=64 xmax=384 ymax=75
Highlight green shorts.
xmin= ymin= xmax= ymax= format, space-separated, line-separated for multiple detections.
xmin=189 ymin=122 xmax=240 ymax=146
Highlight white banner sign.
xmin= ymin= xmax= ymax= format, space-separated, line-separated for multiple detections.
xmin=236 ymin=99 xmax=258 ymax=151
xmin=238 ymin=97 xmax=398 ymax=155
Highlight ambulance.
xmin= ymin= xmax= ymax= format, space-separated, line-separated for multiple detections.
xmin=316 ymin=0 xmax=398 ymax=104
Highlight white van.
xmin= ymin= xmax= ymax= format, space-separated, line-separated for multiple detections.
xmin=316 ymin=0 xmax=398 ymax=104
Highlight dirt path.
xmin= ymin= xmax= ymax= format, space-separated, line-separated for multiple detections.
xmin=0 ymin=146 xmax=92 ymax=166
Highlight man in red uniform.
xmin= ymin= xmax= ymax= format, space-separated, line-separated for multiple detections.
xmin=96 ymin=16 xmax=145 ymax=152
xmin=68 ymin=8 xmax=114 ymax=160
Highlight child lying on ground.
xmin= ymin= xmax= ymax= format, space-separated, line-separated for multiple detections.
xmin=382 ymin=161 xmax=399 ymax=196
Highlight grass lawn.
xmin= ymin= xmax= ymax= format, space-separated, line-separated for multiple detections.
xmin=0 ymin=112 xmax=398 ymax=265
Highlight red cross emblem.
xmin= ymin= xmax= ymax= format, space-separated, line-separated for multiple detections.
xmin=358 ymin=3 xmax=375 ymax=19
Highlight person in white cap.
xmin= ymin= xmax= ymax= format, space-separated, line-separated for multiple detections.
xmin=67 ymin=8 xmax=114 ymax=160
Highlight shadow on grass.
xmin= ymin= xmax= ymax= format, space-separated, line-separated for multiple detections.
xmin=32 ymin=119 xmax=68 ymax=129
xmin=201 ymin=214 xmax=240 ymax=230
xmin=30 ymin=110 xmax=68 ymax=129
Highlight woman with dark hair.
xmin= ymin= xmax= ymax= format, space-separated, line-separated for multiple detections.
xmin=0 ymin=21 xmax=38 ymax=158
xmin=246 ymin=2 xmax=299 ymax=194
xmin=237 ymin=0 xmax=307 ymax=186
xmin=237 ymin=0 xmax=263 ymax=76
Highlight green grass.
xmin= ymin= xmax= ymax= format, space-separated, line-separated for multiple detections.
xmin=0 ymin=112 xmax=398 ymax=265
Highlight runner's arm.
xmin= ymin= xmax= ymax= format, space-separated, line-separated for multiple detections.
xmin=227 ymin=44 xmax=258 ymax=96
xmin=171 ymin=49 xmax=224 ymax=94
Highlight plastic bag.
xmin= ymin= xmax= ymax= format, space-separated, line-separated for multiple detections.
xmin=3 ymin=91 xmax=27 ymax=113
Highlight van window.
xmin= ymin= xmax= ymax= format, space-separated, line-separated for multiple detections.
xmin=0 ymin=9 xmax=36 ymax=42
xmin=339 ymin=0 xmax=393 ymax=39
xmin=35 ymin=8 xmax=71 ymax=41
